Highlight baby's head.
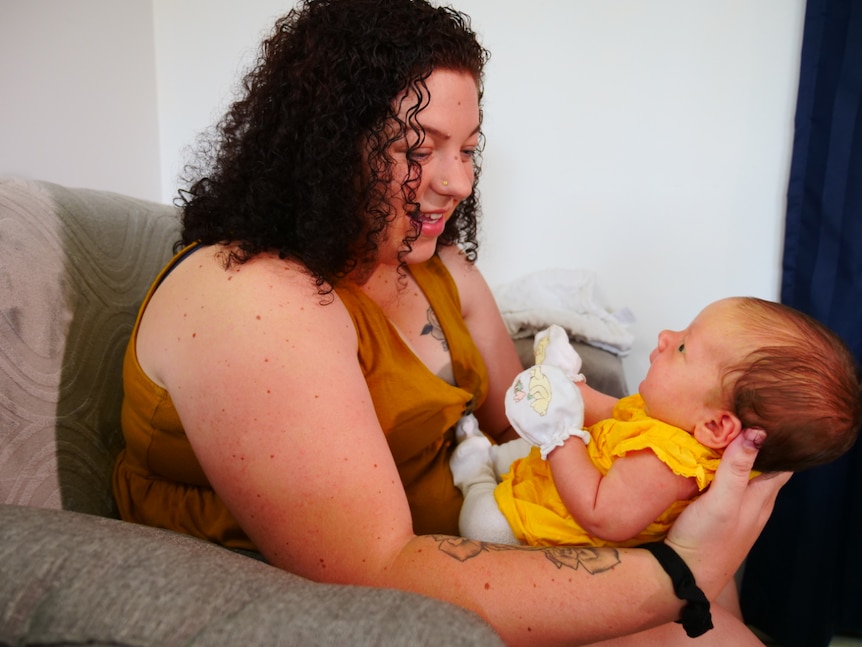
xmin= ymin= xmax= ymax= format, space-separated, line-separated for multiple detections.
xmin=640 ymin=297 xmax=861 ymax=472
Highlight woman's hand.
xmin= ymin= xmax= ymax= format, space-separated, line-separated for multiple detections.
xmin=665 ymin=427 xmax=791 ymax=599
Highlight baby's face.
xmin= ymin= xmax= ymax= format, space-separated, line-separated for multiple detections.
xmin=639 ymin=298 xmax=747 ymax=432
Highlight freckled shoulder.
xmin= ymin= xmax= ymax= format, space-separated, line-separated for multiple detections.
xmin=138 ymin=246 xmax=356 ymax=389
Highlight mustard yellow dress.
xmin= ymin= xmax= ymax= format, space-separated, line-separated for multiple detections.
xmin=113 ymin=247 xmax=488 ymax=549
xmin=494 ymin=394 xmax=722 ymax=548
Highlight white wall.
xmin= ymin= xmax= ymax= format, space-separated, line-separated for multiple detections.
xmin=463 ymin=1 xmax=804 ymax=388
xmin=2 ymin=0 xmax=805 ymax=389
xmin=0 ymin=0 xmax=161 ymax=201
xmin=154 ymin=0 xmax=805 ymax=388
xmin=151 ymin=1 xmax=288 ymax=199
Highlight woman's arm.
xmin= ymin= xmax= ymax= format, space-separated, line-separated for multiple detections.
xmin=439 ymin=247 xmax=525 ymax=443
xmin=440 ymin=248 xmax=619 ymax=437
xmin=142 ymin=247 xmax=787 ymax=646
xmin=549 ymin=444 xmax=699 ymax=542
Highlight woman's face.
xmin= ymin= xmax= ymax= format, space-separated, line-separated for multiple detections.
xmin=374 ymin=69 xmax=480 ymax=265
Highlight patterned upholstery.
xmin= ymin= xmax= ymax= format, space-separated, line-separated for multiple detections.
xmin=0 ymin=178 xmax=180 ymax=515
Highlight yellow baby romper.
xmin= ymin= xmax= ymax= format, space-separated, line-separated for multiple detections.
xmin=494 ymin=394 xmax=722 ymax=547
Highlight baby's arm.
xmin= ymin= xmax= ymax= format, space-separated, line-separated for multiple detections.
xmin=577 ymin=381 xmax=619 ymax=426
xmin=507 ymin=326 xmax=696 ymax=542
xmin=549 ymin=443 xmax=699 ymax=543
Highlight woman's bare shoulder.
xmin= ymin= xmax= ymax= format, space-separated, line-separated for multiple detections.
xmin=436 ymin=245 xmax=487 ymax=306
xmin=138 ymin=246 xmax=357 ymax=388
xmin=436 ymin=244 xmax=476 ymax=277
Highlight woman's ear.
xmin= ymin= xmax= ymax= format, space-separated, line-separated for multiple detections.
xmin=693 ymin=411 xmax=742 ymax=450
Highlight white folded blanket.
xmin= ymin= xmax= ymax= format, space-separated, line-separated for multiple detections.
xmin=493 ymin=269 xmax=634 ymax=357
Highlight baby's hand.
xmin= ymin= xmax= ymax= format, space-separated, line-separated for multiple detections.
xmin=533 ymin=325 xmax=586 ymax=383
xmin=506 ymin=364 xmax=590 ymax=459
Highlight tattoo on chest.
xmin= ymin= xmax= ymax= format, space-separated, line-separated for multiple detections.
xmin=421 ymin=308 xmax=449 ymax=351
xmin=430 ymin=535 xmax=621 ymax=574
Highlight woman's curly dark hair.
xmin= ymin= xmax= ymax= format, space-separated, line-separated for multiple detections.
xmin=178 ymin=0 xmax=490 ymax=292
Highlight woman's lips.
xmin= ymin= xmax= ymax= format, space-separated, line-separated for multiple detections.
xmin=413 ymin=210 xmax=446 ymax=236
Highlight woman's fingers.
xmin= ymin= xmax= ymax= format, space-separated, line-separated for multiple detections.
xmin=664 ymin=428 xmax=791 ymax=598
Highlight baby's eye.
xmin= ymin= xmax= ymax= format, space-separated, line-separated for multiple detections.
xmin=677 ymin=343 xmax=686 ymax=353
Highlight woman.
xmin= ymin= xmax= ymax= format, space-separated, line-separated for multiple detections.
xmin=113 ymin=1 xmax=788 ymax=644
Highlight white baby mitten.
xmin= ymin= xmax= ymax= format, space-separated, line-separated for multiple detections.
xmin=505 ymin=363 xmax=589 ymax=459
xmin=532 ymin=324 xmax=586 ymax=383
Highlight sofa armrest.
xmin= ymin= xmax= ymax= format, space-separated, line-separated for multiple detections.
xmin=0 ymin=505 xmax=503 ymax=647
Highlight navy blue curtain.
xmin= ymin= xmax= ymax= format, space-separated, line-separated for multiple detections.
xmin=740 ymin=0 xmax=862 ymax=645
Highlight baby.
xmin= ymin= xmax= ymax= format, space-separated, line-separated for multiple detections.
xmin=451 ymin=297 xmax=862 ymax=547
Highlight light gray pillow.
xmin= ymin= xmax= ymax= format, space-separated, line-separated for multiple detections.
xmin=0 ymin=504 xmax=504 ymax=647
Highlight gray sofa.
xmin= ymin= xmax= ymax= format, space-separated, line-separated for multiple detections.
xmin=0 ymin=178 xmax=626 ymax=646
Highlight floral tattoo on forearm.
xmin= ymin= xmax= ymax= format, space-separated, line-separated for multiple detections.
xmin=431 ymin=536 xmax=621 ymax=574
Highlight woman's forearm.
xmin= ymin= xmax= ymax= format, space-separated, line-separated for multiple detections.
xmin=383 ymin=534 xmax=683 ymax=647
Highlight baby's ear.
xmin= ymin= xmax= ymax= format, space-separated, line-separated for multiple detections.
xmin=693 ymin=411 xmax=742 ymax=450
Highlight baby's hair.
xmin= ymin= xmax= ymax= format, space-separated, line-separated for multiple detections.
xmin=721 ymin=297 xmax=862 ymax=472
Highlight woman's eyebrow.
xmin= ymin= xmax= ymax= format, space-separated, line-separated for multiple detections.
xmin=422 ymin=124 xmax=481 ymax=140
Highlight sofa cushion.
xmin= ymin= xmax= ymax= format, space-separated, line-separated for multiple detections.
xmin=0 ymin=179 xmax=180 ymax=516
xmin=0 ymin=504 xmax=504 ymax=647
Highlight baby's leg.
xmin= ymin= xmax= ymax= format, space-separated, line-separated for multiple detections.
xmin=489 ymin=438 xmax=531 ymax=478
xmin=450 ymin=430 xmax=520 ymax=545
